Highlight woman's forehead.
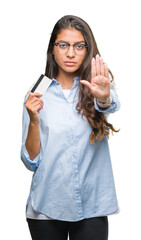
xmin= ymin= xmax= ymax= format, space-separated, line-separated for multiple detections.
xmin=56 ymin=28 xmax=85 ymax=43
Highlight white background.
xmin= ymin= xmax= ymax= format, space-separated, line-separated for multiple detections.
xmin=0 ymin=0 xmax=141 ymax=239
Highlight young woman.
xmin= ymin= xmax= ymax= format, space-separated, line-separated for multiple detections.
xmin=21 ymin=15 xmax=120 ymax=240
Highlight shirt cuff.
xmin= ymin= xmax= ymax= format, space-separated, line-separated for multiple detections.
xmin=21 ymin=144 xmax=41 ymax=171
xmin=94 ymin=88 xmax=120 ymax=113
xmin=96 ymin=95 xmax=112 ymax=108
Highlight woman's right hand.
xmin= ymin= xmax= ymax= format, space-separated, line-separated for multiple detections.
xmin=25 ymin=92 xmax=43 ymax=124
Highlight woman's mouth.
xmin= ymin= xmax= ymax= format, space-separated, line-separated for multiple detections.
xmin=64 ymin=61 xmax=76 ymax=66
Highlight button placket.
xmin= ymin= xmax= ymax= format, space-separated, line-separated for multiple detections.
xmin=71 ymin=146 xmax=83 ymax=218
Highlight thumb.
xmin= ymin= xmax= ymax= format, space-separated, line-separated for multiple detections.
xmin=80 ymin=80 xmax=94 ymax=91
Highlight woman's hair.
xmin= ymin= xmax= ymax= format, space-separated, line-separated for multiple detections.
xmin=45 ymin=15 xmax=118 ymax=144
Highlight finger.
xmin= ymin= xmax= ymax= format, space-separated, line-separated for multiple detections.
xmin=104 ymin=64 xmax=109 ymax=78
xmin=33 ymin=103 xmax=43 ymax=112
xmin=80 ymin=80 xmax=94 ymax=92
xmin=26 ymin=97 xmax=43 ymax=110
xmin=95 ymin=54 xmax=100 ymax=75
xmin=30 ymin=97 xmax=43 ymax=105
xmin=27 ymin=102 xmax=43 ymax=113
xmin=100 ymin=57 xmax=104 ymax=76
xmin=28 ymin=92 xmax=43 ymax=101
xmin=32 ymin=100 xmax=43 ymax=108
xmin=26 ymin=93 xmax=43 ymax=104
xmin=91 ymin=58 xmax=96 ymax=80
xmin=31 ymin=92 xmax=43 ymax=97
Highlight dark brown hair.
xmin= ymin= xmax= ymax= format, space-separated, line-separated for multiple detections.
xmin=45 ymin=15 xmax=118 ymax=143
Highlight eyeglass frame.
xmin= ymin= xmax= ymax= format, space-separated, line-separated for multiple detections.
xmin=53 ymin=41 xmax=88 ymax=54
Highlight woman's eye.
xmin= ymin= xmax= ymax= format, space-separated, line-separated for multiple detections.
xmin=76 ymin=44 xmax=84 ymax=50
xmin=59 ymin=43 xmax=67 ymax=48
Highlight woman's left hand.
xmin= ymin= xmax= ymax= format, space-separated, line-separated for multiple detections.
xmin=80 ymin=54 xmax=110 ymax=102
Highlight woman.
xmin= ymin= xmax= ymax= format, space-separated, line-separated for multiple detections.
xmin=21 ymin=15 xmax=120 ymax=240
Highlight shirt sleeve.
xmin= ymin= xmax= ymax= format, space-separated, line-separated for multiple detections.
xmin=94 ymin=86 xmax=120 ymax=114
xmin=20 ymin=94 xmax=41 ymax=172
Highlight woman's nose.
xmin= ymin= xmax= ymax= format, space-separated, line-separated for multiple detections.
xmin=66 ymin=46 xmax=75 ymax=57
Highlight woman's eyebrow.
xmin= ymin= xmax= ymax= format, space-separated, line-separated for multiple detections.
xmin=74 ymin=41 xmax=86 ymax=44
xmin=56 ymin=40 xmax=86 ymax=44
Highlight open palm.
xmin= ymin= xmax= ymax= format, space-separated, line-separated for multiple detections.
xmin=80 ymin=54 xmax=110 ymax=102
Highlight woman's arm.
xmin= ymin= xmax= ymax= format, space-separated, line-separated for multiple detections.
xmin=25 ymin=121 xmax=40 ymax=160
xmin=25 ymin=92 xmax=43 ymax=160
xmin=80 ymin=54 xmax=120 ymax=113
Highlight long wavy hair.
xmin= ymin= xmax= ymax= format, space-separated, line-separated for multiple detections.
xmin=45 ymin=15 xmax=118 ymax=144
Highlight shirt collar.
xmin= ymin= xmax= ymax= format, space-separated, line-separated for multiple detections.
xmin=52 ymin=76 xmax=80 ymax=85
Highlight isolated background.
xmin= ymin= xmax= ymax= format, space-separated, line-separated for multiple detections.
xmin=0 ymin=0 xmax=141 ymax=239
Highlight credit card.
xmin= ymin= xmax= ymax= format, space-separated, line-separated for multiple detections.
xmin=30 ymin=74 xmax=52 ymax=95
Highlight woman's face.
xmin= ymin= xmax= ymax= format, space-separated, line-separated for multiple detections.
xmin=53 ymin=27 xmax=87 ymax=76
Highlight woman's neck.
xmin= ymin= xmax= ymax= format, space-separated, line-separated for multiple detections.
xmin=56 ymin=71 xmax=77 ymax=89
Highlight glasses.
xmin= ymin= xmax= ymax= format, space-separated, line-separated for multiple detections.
xmin=54 ymin=41 xmax=87 ymax=55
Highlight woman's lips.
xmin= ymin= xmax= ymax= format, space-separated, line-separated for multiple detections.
xmin=64 ymin=61 xmax=76 ymax=66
